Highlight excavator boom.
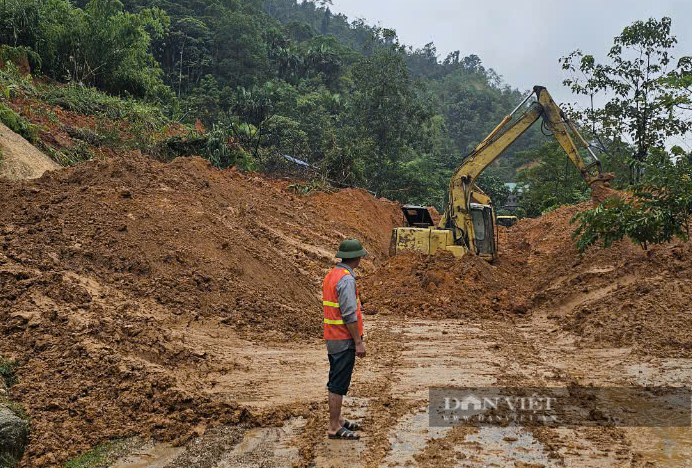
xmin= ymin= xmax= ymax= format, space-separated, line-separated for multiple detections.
xmin=392 ymin=85 xmax=613 ymax=261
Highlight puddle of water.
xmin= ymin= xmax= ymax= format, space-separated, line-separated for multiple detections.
xmin=110 ymin=443 xmax=184 ymax=468
xmin=461 ymin=426 xmax=554 ymax=467
xmin=218 ymin=421 xmax=303 ymax=467
xmin=217 ymin=418 xmax=305 ymax=468
xmin=382 ymin=407 xmax=451 ymax=466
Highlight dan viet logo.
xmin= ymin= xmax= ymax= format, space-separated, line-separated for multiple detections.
xmin=441 ymin=393 xmax=559 ymax=424
xmin=429 ymin=387 xmax=691 ymax=428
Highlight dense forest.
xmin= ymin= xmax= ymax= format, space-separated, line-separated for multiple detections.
xmin=0 ymin=0 xmax=548 ymax=208
xmin=1 ymin=0 xmax=690 ymax=223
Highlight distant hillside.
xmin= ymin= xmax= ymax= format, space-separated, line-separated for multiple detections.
xmin=1 ymin=0 xmax=546 ymax=207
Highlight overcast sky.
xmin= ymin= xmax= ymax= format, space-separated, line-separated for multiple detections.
xmin=329 ymin=0 xmax=692 ymax=110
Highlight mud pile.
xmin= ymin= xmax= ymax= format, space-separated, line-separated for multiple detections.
xmin=0 ymin=153 xmax=400 ymax=466
xmin=507 ymin=202 xmax=692 ymax=358
xmin=361 ymin=250 xmax=529 ymax=319
xmin=364 ymin=198 xmax=692 ymax=358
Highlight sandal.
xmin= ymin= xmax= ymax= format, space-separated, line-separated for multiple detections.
xmin=328 ymin=427 xmax=361 ymax=440
xmin=342 ymin=419 xmax=362 ymax=431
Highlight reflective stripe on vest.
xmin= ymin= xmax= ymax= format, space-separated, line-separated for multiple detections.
xmin=322 ymin=267 xmax=364 ymax=340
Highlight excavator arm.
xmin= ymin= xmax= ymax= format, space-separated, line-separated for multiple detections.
xmin=391 ymin=85 xmax=613 ymax=260
xmin=439 ymin=85 xmax=612 ymax=252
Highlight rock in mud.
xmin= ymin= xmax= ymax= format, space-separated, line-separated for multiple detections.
xmin=0 ymin=405 xmax=29 ymax=465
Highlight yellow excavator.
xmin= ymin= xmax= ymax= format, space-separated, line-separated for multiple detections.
xmin=390 ymin=85 xmax=613 ymax=261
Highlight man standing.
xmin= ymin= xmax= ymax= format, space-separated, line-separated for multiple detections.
xmin=323 ymin=238 xmax=367 ymax=440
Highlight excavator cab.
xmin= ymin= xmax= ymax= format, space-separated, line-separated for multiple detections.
xmin=401 ymin=205 xmax=435 ymax=228
xmin=469 ymin=203 xmax=496 ymax=258
xmin=390 ymin=203 xmax=496 ymax=260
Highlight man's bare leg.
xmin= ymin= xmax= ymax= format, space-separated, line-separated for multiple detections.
xmin=328 ymin=391 xmax=347 ymax=434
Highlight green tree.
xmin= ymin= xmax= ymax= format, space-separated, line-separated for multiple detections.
xmin=476 ymin=174 xmax=510 ymax=209
xmin=561 ymin=17 xmax=692 ymax=183
xmin=515 ymin=142 xmax=591 ymax=217
xmin=572 ymin=149 xmax=692 ymax=253
xmin=0 ymin=0 xmax=169 ymax=99
xmin=184 ymin=74 xmax=222 ymax=124
xmin=348 ymin=29 xmax=432 ymax=197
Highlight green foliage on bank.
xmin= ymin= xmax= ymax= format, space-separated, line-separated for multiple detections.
xmin=62 ymin=440 xmax=129 ymax=468
xmin=4 ymin=0 xmax=688 ymax=225
xmin=0 ymin=102 xmax=37 ymax=143
xmin=572 ymin=150 xmax=692 ymax=253
xmin=0 ymin=357 xmax=18 ymax=388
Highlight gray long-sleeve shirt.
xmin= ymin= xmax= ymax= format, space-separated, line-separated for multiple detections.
xmin=326 ymin=262 xmax=361 ymax=354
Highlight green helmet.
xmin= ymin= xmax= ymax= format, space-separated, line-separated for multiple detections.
xmin=336 ymin=238 xmax=368 ymax=259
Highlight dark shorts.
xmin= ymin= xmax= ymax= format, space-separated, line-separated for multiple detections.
xmin=327 ymin=348 xmax=356 ymax=396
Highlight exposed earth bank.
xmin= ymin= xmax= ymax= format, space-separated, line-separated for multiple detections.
xmin=0 ymin=154 xmax=400 ymax=466
xmin=1 ymin=155 xmax=691 ymax=467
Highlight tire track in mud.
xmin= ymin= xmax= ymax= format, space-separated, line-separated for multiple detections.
xmin=487 ymin=302 xmax=659 ymax=467
xmin=354 ymin=311 xmax=644 ymax=467
xmin=374 ymin=315 xmax=561 ymax=467
xmin=109 ymin=294 xmax=689 ymax=467
xmin=351 ymin=316 xmax=533 ymax=467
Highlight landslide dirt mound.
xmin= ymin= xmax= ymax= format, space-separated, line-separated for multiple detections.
xmin=0 ymin=154 xmax=401 ymax=467
xmin=365 ymin=197 xmax=692 ymax=358
xmin=505 ymin=202 xmax=692 ymax=357
xmin=361 ymin=250 xmax=530 ymax=319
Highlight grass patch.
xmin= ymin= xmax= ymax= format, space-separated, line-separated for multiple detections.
xmin=62 ymin=440 xmax=131 ymax=468
xmin=0 ymin=102 xmax=38 ymax=143
xmin=0 ymin=357 xmax=19 ymax=388
xmin=39 ymin=142 xmax=95 ymax=167
xmin=0 ymin=396 xmax=29 ymax=424
xmin=38 ymin=83 xmax=168 ymax=131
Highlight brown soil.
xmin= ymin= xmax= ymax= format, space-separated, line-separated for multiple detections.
xmin=0 ymin=153 xmax=401 ymax=466
xmin=362 ymin=250 xmax=529 ymax=319
xmin=363 ymin=196 xmax=692 ymax=357
xmin=589 ymin=178 xmax=622 ymax=204
xmin=501 ymin=201 xmax=692 ymax=357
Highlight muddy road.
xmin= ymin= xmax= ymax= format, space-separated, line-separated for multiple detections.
xmin=111 ymin=310 xmax=692 ymax=468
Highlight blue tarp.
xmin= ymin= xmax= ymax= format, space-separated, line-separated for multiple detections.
xmin=283 ymin=154 xmax=311 ymax=167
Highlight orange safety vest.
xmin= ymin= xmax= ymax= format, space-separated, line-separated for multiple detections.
xmin=322 ymin=267 xmax=364 ymax=340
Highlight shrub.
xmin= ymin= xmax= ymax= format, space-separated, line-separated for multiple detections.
xmin=0 ymin=103 xmax=38 ymax=143
xmin=39 ymin=142 xmax=95 ymax=167
xmin=0 ymin=357 xmax=19 ymax=388
xmin=155 ymin=125 xmax=255 ymax=170
xmin=0 ymin=45 xmax=41 ymax=74
xmin=571 ymin=151 xmax=692 ymax=253
xmin=38 ymin=83 xmax=167 ymax=129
